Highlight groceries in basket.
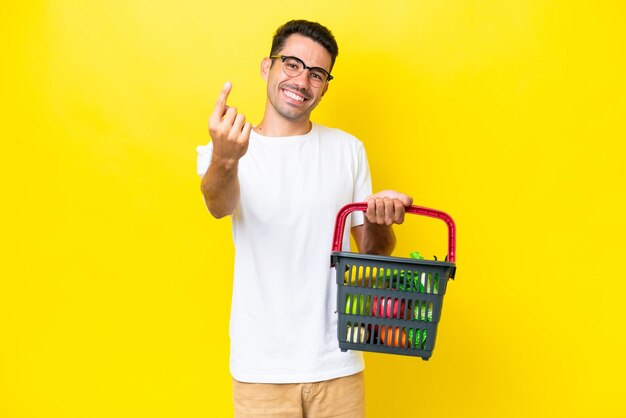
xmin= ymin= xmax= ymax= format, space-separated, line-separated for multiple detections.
xmin=344 ymin=251 xmax=443 ymax=294
xmin=344 ymin=323 xmax=429 ymax=349
xmin=342 ymin=252 xmax=437 ymax=350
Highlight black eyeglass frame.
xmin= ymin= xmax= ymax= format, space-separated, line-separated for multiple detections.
xmin=270 ymin=55 xmax=334 ymax=83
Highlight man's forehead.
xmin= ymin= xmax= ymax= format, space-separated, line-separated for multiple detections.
xmin=278 ymin=34 xmax=332 ymax=68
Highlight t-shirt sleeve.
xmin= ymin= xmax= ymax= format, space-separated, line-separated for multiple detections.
xmin=351 ymin=142 xmax=373 ymax=227
xmin=196 ymin=142 xmax=214 ymax=177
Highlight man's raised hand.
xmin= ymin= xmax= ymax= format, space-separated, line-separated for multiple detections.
xmin=208 ymin=82 xmax=253 ymax=165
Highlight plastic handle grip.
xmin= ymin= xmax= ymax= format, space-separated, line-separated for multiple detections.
xmin=331 ymin=203 xmax=456 ymax=262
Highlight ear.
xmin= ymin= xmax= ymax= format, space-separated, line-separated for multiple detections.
xmin=261 ymin=58 xmax=271 ymax=81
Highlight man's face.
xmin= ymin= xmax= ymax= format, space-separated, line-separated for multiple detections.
xmin=262 ymin=34 xmax=332 ymax=123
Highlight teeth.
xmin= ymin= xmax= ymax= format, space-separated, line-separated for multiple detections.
xmin=284 ymin=90 xmax=305 ymax=101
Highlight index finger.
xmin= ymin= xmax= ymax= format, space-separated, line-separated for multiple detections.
xmin=211 ymin=81 xmax=233 ymax=119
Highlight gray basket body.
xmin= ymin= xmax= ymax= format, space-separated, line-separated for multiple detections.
xmin=332 ymin=252 xmax=455 ymax=360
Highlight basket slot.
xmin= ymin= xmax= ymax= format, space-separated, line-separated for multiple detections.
xmin=397 ymin=269 xmax=442 ymax=294
xmin=346 ymin=264 xmax=386 ymax=288
xmin=367 ymin=324 xmax=375 ymax=345
xmin=345 ymin=264 xmax=355 ymax=287
xmin=346 ymin=322 xmax=367 ymax=344
xmin=373 ymin=266 xmax=383 ymax=289
xmin=402 ymin=270 xmax=413 ymax=292
xmin=407 ymin=327 xmax=428 ymax=350
xmin=344 ymin=292 xmax=373 ymax=316
xmin=380 ymin=326 xmax=409 ymax=348
xmin=398 ymin=297 xmax=409 ymax=320
xmin=371 ymin=296 xmax=410 ymax=320
xmin=346 ymin=322 xmax=376 ymax=345
xmin=411 ymin=299 xmax=434 ymax=322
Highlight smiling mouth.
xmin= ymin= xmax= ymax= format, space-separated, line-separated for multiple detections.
xmin=282 ymin=89 xmax=307 ymax=102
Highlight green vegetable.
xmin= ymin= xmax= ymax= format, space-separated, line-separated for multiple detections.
xmin=408 ymin=328 xmax=428 ymax=350
xmin=345 ymin=293 xmax=368 ymax=315
xmin=410 ymin=251 xmax=425 ymax=260
xmin=413 ymin=301 xmax=433 ymax=322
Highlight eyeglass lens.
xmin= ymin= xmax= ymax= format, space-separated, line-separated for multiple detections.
xmin=281 ymin=57 xmax=328 ymax=85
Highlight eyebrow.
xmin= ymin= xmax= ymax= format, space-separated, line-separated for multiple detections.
xmin=282 ymin=55 xmax=331 ymax=75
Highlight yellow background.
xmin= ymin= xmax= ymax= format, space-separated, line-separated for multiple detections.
xmin=2 ymin=1 xmax=625 ymax=417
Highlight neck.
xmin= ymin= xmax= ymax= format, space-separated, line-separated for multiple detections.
xmin=254 ymin=106 xmax=312 ymax=137
xmin=254 ymin=120 xmax=312 ymax=137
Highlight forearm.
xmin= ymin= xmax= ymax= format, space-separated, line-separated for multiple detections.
xmin=201 ymin=81 xmax=251 ymax=219
xmin=359 ymin=220 xmax=396 ymax=256
xmin=200 ymin=156 xmax=240 ymax=219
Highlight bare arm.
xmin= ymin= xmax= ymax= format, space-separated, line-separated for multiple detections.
xmin=200 ymin=82 xmax=252 ymax=218
xmin=351 ymin=190 xmax=413 ymax=255
xmin=200 ymin=155 xmax=240 ymax=219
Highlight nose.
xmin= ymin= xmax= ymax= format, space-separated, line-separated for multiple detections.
xmin=290 ymin=69 xmax=311 ymax=89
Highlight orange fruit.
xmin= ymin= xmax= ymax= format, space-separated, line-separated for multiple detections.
xmin=380 ymin=326 xmax=407 ymax=348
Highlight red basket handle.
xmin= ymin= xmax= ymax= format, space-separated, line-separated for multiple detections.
xmin=331 ymin=203 xmax=456 ymax=262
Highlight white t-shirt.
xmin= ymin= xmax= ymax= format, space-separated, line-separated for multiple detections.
xmin=197 ymin=123 xmax=372 ymax=383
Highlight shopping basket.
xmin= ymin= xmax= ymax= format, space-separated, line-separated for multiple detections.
xmin=331 ymin=203 xmax=457 ymax=360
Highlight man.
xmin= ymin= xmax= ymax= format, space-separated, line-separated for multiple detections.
xmin=197 ymin=20 xmax=412 ymax=417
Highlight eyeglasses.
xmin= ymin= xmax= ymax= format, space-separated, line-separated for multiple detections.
xmin=270 ymin=55 xmax=333 ymax=86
